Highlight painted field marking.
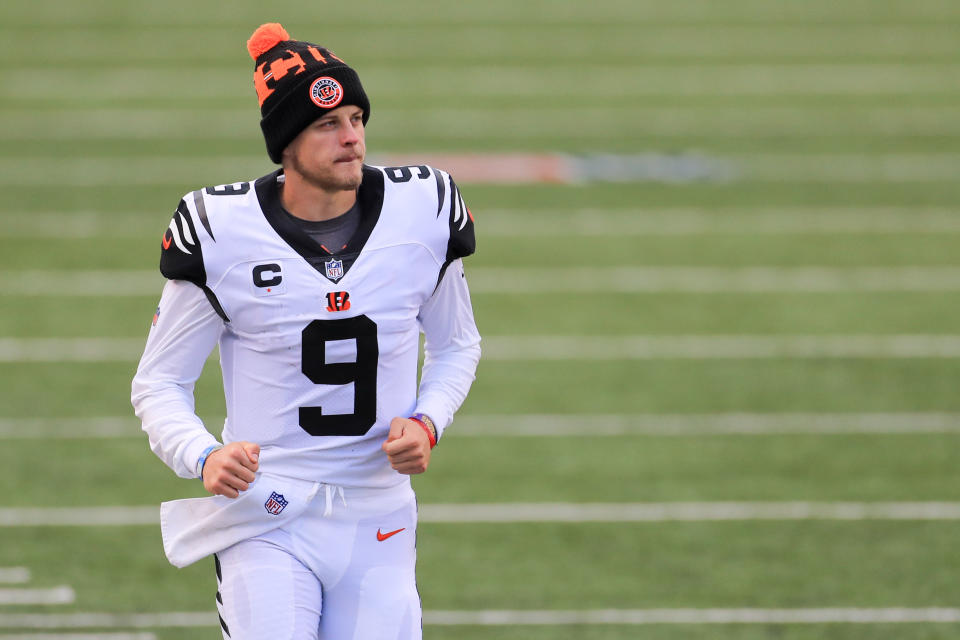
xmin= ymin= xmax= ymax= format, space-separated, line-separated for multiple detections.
xmin=0 ymin=609 xmax=958 ymax=628
xmin=478 ymin=207 xmax=960 ymax=236
xmin=467 ymin=266 xmax=960 ymax=293
xmin=0 ymin=570 xmax=29 ymax=585
xmin=0 ymin=587 xmax=74 ymax=606
xmin=5 ymin=335 xmax=960 ymax=363
xmin=5 ymin=24 xmax=960 ymax=61
xmin=480 ymin=335 xmax=960 ymax=360
xmin=0 ymin=635 xmax=157 ymax=640
xmin=0 ymin=339 xmax=144 ymax=362
xmin=0 ymin=213 xmax=157 ymax=238
xmin=4 ymin=208 xmax=960 ymax=239
xmin=424 ymin=608 xmax=960 ymax=625
xmin=0 ymin=418 xmax=136 ymax=439
xmin=5 ymin=152 xmax=960 ymax=186
xmin=419 ymin=502 xmax=960 ymax=523
xmin=5 ymin=335 xmax=960 ymax=362
xmin=3 ymin=24 xmax=959 ymax=61
xmin=0 ymin=612 xmax=211 ymax=630
xmin=7 ymin=106 xmax=960 ymax=140
xmin=4 ymin=414 xmax=960 ymax=440
xmin=451 ymin=413 xmax=960 ymax=436
xmin=4 ymin=0 xmax=959 ymax=25
xmin=5 ymin=503 xmax=960 ymax=527
xmin=0 ymin=271 xmax=163 ymax=296
xmin=8 ymin=266 xmax=960 ymax=296
xmin=0 ymin=508 xmax=158 ymax=527
xmin=7 ymin=65 xmax=960 ymax=101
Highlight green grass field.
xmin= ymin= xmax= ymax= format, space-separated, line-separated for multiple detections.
xmin=2 ymin=1 xmax=960 ymax=638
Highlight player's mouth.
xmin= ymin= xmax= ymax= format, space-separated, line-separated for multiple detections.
xmin=335 ymin=155 xmax=362 ymax=163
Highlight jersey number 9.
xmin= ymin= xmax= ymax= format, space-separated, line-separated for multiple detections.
xmin=300 ymin=315 xmax=378 ymax=436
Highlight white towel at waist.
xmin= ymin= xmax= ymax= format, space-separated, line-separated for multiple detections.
xmin=161 ymin=472 xmax=320 ymax=568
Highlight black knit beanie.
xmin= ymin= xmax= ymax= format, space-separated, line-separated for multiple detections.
xmin=247 ymin=23 xmax=370 ymax=163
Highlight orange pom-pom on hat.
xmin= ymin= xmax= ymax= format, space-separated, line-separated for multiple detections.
xmin=246 ymin=22 xmax=290 ymax=60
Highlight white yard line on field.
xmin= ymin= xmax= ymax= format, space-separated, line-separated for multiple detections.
xmin=480 ymin=335 xmax=960 ymax=359
xmin=7 ymin=266 xmax=960 ymax=296
xmin=4 ymin=503 xmax=960 ymax=527
xmin=7 ymin=65 xmax=960 ymax=101
xmin=419 ymin=502 xmax=960 ymax=522
xmin=0 ymin=635 xmax=157 ymax=640
xmin=7 ymin=207 xmax=960 ymax=239
xmin=4 ymin=152 xmax=960 ymax=186
xmin=0 ymin=610 xmax=211 ymax=628
xmin=0 ymin=609 xmax=958 ymax=628
xmin=5 ymin=335 xmax=960 ymax=363
xmin=0 ymin=339 xmax=145 ymax=363
xmin=0 ymin=271 xmax=163 ymax=296
xmin=0 ymin=508 xmax=158 ymax=527
xmin=4 ymin=25 xmax=960 ymax=60
xmin=425 ymin=608 xmax=960 ymax=625
xmin=5 ymin=413 xmax=960 ymax=440
xmin=0 ymin=214 xmax=156 ymax=238
xmin=8 ymin=106 xmax=960 ymax=140
xmin=451 ymin=413 xmax=960 ymax=436
xmin=4 ymin=335 xmax=960 ymax=362
xmin=478 ymin=207 xmax=960 ymax=235
xmin=0 ymin=570 xmax=29 ymax=585
xmin=0 ymin=418 xmax=137 ymax=439
xmin=466 ymin=266 xmax=960 ymax=293
xmin=0 ymin=587 xmax=74 ymax=606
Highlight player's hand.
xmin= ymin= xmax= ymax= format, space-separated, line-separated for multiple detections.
xmin=202 ymin=442 xmax=260 ymax=498
xmin=382 ymin=417 xmax=432 ymax=474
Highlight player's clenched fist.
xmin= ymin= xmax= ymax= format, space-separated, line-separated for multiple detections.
xmin=382 ymin=417 xmax=432 ymax=474
xmin=202 ymin=442 xmax=260 ymax=498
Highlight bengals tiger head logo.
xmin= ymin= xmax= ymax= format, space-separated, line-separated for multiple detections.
xmin=310 ymin=77 xmax=344 ymax=109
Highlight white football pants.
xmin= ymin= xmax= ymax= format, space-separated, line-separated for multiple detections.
xmin=213 ymin=483 xmax=421 ymax=640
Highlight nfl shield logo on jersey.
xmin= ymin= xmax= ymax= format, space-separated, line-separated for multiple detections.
xmin=264 ymin=492 xmax=288 ymax=516
xmin=324 ymin=258 xmax=344 ymax=282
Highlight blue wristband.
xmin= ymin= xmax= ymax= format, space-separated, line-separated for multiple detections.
xmin=197 ymin=444 xmax=222 ymax=478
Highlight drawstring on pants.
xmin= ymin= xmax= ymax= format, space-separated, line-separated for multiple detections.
xmin=322 ymin=484 xmax=347 ymax=517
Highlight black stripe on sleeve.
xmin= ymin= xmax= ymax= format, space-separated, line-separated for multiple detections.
xmin=192 ymin=190 xmax=215 ymax=241
xmin=434 ymin=168 xmax=446 ymax=217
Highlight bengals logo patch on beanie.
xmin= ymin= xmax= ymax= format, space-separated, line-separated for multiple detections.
xmin=246 ymin=23 xmax=370 ymax=163
xmin=309 ymin=77 xmax=344 ymax=109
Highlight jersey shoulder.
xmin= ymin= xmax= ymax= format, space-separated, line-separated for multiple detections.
xmin=159 ymin=196 xmax=206 ymax=286
xmin=158 ymin=180 xmax=260 ymax=321
xmin=159 ymin=181 xmax=259 ymax=283
xmin=374 ymin=164 xmax=476 ymax=262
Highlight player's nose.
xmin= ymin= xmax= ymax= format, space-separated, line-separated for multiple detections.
xmin=340 ymin=120 xmax=361 ymax=145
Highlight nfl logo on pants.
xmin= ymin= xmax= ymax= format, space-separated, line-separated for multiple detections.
xmin=264 ymin=492 xmax=288 ymax=515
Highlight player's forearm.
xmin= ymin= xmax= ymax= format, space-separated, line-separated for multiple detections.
xmin=136 ymin=399 xmax=220 ymax=479
xmin=132 ymin=363 xmax=220 ymax=478
xmin=416 ymin=340 xmax=481 ymax=438
xmin=417 ymin=260 xmax=481 ymax=438
xmin=132 ymin=279 xmax=225 ymax=478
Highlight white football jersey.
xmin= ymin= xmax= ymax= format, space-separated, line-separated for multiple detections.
xmin=137 ymin=164 xmax=479 ymax=488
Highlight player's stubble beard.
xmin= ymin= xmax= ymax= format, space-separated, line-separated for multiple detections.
xmin=287 ymin=147 xmax=365 ymax=193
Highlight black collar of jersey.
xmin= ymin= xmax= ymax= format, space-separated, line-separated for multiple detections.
xmin=255 ymin=166 xmax=384 ymax=283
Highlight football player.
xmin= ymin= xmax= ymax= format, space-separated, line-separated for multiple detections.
xmin=131 ymin=22 xmax=481 ymax=640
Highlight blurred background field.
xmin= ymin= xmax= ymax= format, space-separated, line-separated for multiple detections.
xmin=2 ymin=0 xmax=960 ymax=638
